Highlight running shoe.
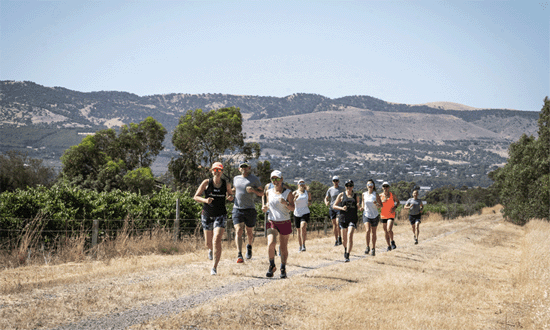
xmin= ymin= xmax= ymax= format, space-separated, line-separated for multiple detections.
xmin=302 ymin=245 xmax=306 ymax=252
xmin=387 ymin=246 xmax=392 ymax=252
xmin=391 ymin=241 xmax=397 ymax=250
xmin=280 ymin=267 xmax=287 ymax=279
xmin=365 ymin=247 xmax=370 ymax=254
xmin=371 ymin=248 xmax=375 ymax=256
xmin=208 ymin=249 xmax=213 ymax=260
xmin=237 ymin=253 xmax=244 ymax=263
xmin=266 ymin=264 xmax=276 ymax=278
xmin=246 ymin=244 xmax=252 ymax=259
xmin=334 ymin=240 xmax=339 ymax=246
xmin=344 ymin=252 xmax=350 ymax=262
xmin=211 ymin=268 xmax=217 ymax=276
xmin=415 ymin=238 xmax=418 ymax=245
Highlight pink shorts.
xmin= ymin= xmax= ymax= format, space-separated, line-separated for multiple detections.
xmin=267 ymin=220 xmax=292 ymax=236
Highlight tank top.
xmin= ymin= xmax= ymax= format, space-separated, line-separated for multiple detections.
xmin=362 ymin=191 xmax=379 ymax=218
xmin=339 ymin=192 xmax=358 ymax=222
xmin=267 ymin=188 xmax=291 ymax=222
xmin=202 ymin=178 xmax=227 ymax=217
xmin=293 ymin=190 xmax=310 ymax=217
xmin=380 ymin=192 xmax=396 ymax=219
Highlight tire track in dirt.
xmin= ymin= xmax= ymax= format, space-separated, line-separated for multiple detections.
xmin=52 ymin=218 xmax=502 ymax=330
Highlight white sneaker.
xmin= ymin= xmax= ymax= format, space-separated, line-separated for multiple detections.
xmin=208 ymin=249 xmax=213 ymax=260
xmin=211 ymin=268 xmax=217 ymax=275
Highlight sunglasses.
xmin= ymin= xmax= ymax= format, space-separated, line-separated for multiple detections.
xmin=299 ymin=182 xmax=305 ymax=185
xmin=367 ymin=184 xmax=373 ymax=187
xmin=345 ymin=184 xmax=354 ymax=187
xmin=271 ymin=177 xmax=282 ymax=182
xmin=333 ymin=180 xmax=339 ymax=182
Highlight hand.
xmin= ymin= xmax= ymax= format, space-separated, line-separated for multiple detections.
xmin=206 ymin=197 xmax=214 ymax=204
xmin=279 ymin=198 xmax=287 ymax=206
xmin=227 ymin=195 xmax=234 ymax=202
xmin=342 ymin=205 xmax=348 ymax=212
xmin=262 ymin=205 xmax=268 ymax=212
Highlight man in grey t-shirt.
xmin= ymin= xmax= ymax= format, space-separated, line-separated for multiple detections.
xmin=232 ymin=162 xmax=264 ymax=263
xmin=325 ymin=175 xmax=344 ymax=246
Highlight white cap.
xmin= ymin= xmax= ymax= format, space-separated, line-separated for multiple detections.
xmin=332 ymin=175 xmax=339 ymax=181
xmin=270 ymin=170 xmax=282 ymax=178
xmin=298 ymin=178 xmax=305 ymax=184
xmin=382 ymin=181 xmax=390 ymax=187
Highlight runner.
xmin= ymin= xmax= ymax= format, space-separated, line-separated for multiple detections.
xmin=232 ymin=162 xmax=264 ymax=263
xmin=380 ymin=181 xmax=399 ymax=252
xmin=193 ymin=162 xmax=234 ymax=275
xmin=325 ymin=176 xmax=344 ymax=246
xmin=332 ymin=180 xmax=361 ymax=262
xmin=262 ymin=170 xmax=295 ymax=278
xmin=361 ymin=179 xmax=382 ymax=256
xmin=404 ymin=189 xmax=424 ymax=244
xmin=293 ymin=179 xmax=312 ymax=252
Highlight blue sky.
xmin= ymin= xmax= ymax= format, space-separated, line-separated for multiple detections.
xmin=1 ymin=0 xmax=548 ymax=111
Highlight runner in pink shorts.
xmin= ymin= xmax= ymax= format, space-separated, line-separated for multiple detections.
xmin=262 ymin=170 xmax=295 ymax=279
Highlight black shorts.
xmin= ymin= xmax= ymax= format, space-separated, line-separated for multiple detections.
xmin=409 ymin=214 xmax=421 ymax=225
xmin=294 ymin=213 xmax=310 ymax=228
xmin=338 ymin=214 xmax=358 ymax=229
xmin=329 ymin=209 xmax=339 ymax=220
xmin=381 ymin=218 xmax=394 ymax=224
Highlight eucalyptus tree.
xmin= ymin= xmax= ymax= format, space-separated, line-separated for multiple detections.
xmin=170 ymin=107 xmax=260 ymax=187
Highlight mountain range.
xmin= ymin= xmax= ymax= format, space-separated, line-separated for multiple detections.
xmin=0 ymin=80 xmax=541 ymax=187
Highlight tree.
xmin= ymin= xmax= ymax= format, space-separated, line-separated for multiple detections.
xmin=170 ymin=107 xmax=260 ymax=187
xmin=0 ymin=151 xmax=56 ymax=193
xmin=489 ymin=97 xmax=550 ymax=224
xmin=60 ymin=117 xmax=166 ymax=192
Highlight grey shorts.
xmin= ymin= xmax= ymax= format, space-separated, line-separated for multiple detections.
xmin=232 ymin=208 xmax=257 ymax=228
xmin=363 ymin=214 xmax=380 ymax=227
xmin=201 ymin=213 xmax=227 ymax=231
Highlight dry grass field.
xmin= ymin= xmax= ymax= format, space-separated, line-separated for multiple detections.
xmin=1 ymin=209 xmax=549 ymax=329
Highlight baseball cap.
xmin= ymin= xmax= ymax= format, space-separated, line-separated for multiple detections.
xmin=332 ymin=175 xmax=339 ymax=181
xmin=270 ymin=170 xmax=282 ymax=178
xmin=382 ymin=181 xmax=390 ymax=187
xmin=239 ymin=162 xmax=250 ymax=168
xmin=211 ymin=162 xmax=223 ymax=170
xmin=298 ymin=179 xmax=305 ymax=184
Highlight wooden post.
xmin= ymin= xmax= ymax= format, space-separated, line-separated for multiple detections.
xmin=324 ymin=216 xmax=328 ymax=236
xmin=92 ymin=219 xmax=99 ymax=248
xmin=174 ymin=198 xmax=180 ymax=242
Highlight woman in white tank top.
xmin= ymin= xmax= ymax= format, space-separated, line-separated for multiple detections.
xmin=293 ymin=179 xmax=312 ymax=252
xmin=360 ymin=179 xmax=382 ymax=256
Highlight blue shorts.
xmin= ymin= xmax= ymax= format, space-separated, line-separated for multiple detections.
xmin=409 ymin=214 xmax=421 ymax=225
xmin=329 ymin=209 xmax=339 ymax=220
xmin=363 ymin=214 xmax=380 ymax=227
xmin=232 ymin=208 xmax=257 ymax=228
xmin=294 ymin=213 xmax=310 ymax=228
xmin=201 ymin=213 xmax=227 ymax=231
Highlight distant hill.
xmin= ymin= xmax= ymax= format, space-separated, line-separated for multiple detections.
xmin=0 ymin=80 xmax=541 ymax=187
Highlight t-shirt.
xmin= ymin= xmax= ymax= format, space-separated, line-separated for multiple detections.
xmin=326 ymin=186 xmax=344 ymax=210
xmin=406 ymin=198 xmax=423 ymax=215
xmin=233 ymin=174 xmax=261 ymax=210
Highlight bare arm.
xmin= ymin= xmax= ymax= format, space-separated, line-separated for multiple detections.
xmin=193 ymin=179 xmax=211 ymax=204
xmin=226 ymin=182 xmax=234 ymax=202
xmin=246 ymin=185 xmax=264 ymax=197
xmin=332 ymin=193 xmax=345 ymax=211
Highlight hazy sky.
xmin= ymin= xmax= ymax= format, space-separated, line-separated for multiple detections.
xmin=1 ymin=1 xmax=548 ymax=111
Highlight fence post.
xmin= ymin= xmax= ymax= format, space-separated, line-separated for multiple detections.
xmin=324 ymin=216 xmax=328 ymax=236
xmin=174 ymin=198 xmax=180 ymax=242
xmin=92 ymin=219 xmax=99 ymax=248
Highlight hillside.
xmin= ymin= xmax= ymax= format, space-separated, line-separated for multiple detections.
xmin=0 ymin=80 xmax=541 ymax=187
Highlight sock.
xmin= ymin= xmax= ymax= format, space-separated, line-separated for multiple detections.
xmin=269 ymin=259 xmax=275 ymax=267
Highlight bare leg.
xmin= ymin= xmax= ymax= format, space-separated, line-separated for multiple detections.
xmin=301 ymin=222 xmax=307 ymax=247
xmin=347 ymin=227 xmax=355 ymax=254
xmin=235 ymin=223 xmax=245 ymax=253
xmin=213 ymin=227 xmax=224 ymax=270
xmin=204 ymin=229 xmax=213 ymax=251
xmin=387 ymin=220 xmax=395 ymax=242
xmin=279 ymin=234 xmax=290 ymax=265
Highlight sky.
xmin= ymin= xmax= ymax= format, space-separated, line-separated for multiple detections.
xmin=1 ymin=0 xmax=548 ymax=111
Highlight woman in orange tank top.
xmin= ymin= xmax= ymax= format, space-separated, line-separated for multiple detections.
xmin=380 ymin=182 xmax=399 ymax=252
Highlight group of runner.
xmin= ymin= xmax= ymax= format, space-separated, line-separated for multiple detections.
xmin=193 ymin=163 xmax=424 ymax=277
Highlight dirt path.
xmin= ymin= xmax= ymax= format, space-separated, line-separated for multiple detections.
xmin=1 ymin=213 xmax=539 ymax=329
